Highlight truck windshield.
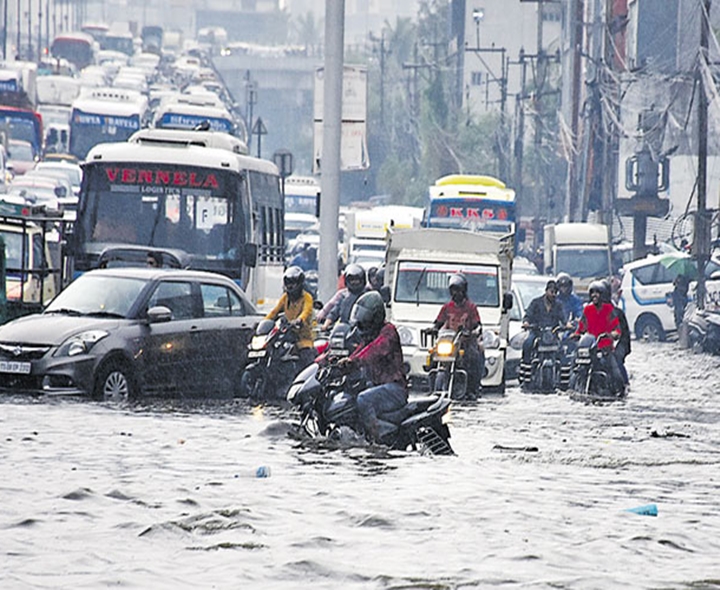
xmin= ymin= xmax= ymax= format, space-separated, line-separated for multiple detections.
xmin=556 ymin=248 xmax=609 ymax=279
xmin=395 ymin=261 xmax=499 ymax=306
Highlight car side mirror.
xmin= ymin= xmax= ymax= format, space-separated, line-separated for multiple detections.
xmin=147 ymin=305 xmax=172 ymax=323
xmin=503 ymin=292 xmax=514 ymax=311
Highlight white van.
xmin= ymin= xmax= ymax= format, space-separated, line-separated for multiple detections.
xmin=620 ymin=254 xmax=720 ymax=341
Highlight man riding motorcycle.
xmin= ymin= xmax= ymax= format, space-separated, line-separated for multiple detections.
xmin=573 ymin=280 xmax=625 ymax=391
xmin=264 ymin=266 xmax=316 ymax=370
xmin=520 ymin=279 xmax=566 ymax=384
xmin=337 ymin=291 xmax=407 ymax=443
xmin=317 ymin=264 xmax=369 ymax=331
xmin=430 ymin=273 xmax=484 ymax=400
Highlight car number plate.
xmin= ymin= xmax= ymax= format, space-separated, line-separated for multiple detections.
xmin=0 ymin=360 xmax=31 ymax=374
xmin=248 ymin=350 xmax=266 ymax=358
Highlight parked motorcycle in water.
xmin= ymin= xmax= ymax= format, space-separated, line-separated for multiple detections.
xmin=685 ymin=305 xmax=720 ymax=355
xmin=568 ymin=333 xmax=626 ymax=402
xmin=239 ymin=315 xmax=301 ymax=401
xmin=287 ymin=360 xmax=454 ymax=455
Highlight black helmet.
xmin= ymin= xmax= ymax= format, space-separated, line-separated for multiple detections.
xmin=448 ymin=273 xmax=468 ymax=302
xmin=588 ymin=280 xmax=607 ymax=298
xmin=344 ymin=263 xmax=367 ymax=295
xmin=556 ymin=272 xmax=573 ymax=290
xmin=350 ymin=291 xmax=386 ymax=339
xmin=283 ymin=265 xmax=305 ymax=298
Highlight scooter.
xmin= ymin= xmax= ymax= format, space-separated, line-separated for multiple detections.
xmin=287 ymin=360 xmax=454 ymax=455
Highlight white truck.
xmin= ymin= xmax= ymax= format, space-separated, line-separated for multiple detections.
xmin=543 ymin=222 xmax=612 ymax=296
xmin=385 ymin=228 xmax=514 ymax=393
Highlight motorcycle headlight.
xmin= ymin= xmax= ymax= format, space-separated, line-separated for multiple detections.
xmin=482 ymin=329 xmax=501 ymax=349
xmin=250 ymin=335 xmax=268 ymax=350
xmin=397 ymin=325 xmax=417 ymax=347
xmin=436 ymin=340 xmax=454 ymax=356
xmin=56 ymin=330 xmax=109 ymax=357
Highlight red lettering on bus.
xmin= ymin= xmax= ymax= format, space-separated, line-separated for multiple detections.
xmin=204 ymin=173 xmax=219 ymax=189
xmin=482 ymin=208 xmax=494 ymax=219
xmin=138 ymin=170 xmax=153 ymax=183
xmin=122 ymin=169 xmax=136 ymax=183
xmin=156 ymin=170 xmax=170 ymax=184
xmin=173 ymin=171 xmax=188 ymax=186
xmin=466 ymin=208 xmax=480 ymax=218
xmin=189 ymin=172 xmax=202 ymax=187
xmin=105 ymin=168 xmax=118 ymax=182
xmin=450 ymin=207 xmax=463 ymax=217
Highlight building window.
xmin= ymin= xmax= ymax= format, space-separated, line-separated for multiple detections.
xmin=471 ymin=71 xmax=483 ymax=86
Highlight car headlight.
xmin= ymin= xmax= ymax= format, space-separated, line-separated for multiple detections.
xmin=57 ymin=330 xmax=109 ymax=357
xmin=397 ymin=325 xmax=417 ymax=347
xmin=482 ymin=329 xmax=501 ymax=349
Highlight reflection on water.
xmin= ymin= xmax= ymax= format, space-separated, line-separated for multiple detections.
xmin=1 ymin=342 xmax=720 ymax=589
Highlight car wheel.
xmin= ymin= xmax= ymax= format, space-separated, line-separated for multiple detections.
xmin=635 ymin=315 xmax=665 ymax=342
xmin=94 ymin=360 xmax=137 ymax=402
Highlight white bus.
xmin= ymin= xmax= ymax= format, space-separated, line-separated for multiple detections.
xmin=71 ymin=134 xmax=284 ymax=309
xmin=69 ymin=88 xmax=149 ymax=160
xmin=153 ymin=102 xmax=240 ymax=137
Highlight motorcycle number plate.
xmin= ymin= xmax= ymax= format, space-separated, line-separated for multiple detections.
xmin=247 ymin=350 xmax=267 ymax=358
xmin=537 ymin=346 xmax=559 ymax=352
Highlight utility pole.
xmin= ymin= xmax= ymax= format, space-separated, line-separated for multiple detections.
xmin=695 ymin=0 xmax=711 ymax=310
xmin=318 ymin=0 xmax=344 ymax=303
xmin=563 ymin=0 xmax=584 ymax=221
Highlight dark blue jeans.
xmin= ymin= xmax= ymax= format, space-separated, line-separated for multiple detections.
xmin=356 ymin=382 xmax=407 ymax=439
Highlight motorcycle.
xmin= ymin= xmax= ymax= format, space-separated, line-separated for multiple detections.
xmin=568 ymin=333 xmax=626 ymax=402
xmin=685 ymin=305 xmax=720 ymax=355
xmin=287 ymin=360 xmax=454 ymax=455
xmin=519 ymin=326 xmax=564 ymax=394
xmin=421 ymin=327 xmax=481 ymax=400
xmin=239 ymin=315 xmax=302 ymax=401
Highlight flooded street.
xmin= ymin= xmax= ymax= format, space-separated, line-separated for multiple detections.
xmin=2 ymin=340 xmax=720 ymax=589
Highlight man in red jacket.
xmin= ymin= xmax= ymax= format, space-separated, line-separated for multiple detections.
xmin=575 ymin=280 xmax=624 ymax=389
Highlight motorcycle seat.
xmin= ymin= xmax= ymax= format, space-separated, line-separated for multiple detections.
xmin=380 ymin=396 xmax=441 ymax=424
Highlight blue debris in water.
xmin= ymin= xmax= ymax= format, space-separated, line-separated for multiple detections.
xmin=255 ymin=466 xmax=271 ymax=478
xmin=625 ymin=503 xmax=658 ymax=516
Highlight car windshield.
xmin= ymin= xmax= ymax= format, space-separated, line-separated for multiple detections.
xmin=395 ymin=261 xmax=499 ymax=306
xmin=37 ymin=164 xmax=82 ymax=186
xmin=46 ymin=274 xmax=148 ymax=317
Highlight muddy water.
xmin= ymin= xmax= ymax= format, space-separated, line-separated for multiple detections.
xmin=2 ymin=341 xmax=719 ymax=589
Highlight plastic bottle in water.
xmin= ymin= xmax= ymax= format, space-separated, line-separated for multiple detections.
xmin=255 ymin=465 xmax=271 ymax=478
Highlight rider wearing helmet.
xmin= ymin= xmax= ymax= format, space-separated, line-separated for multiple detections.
xmin=520 ymin=279 xmax=566 ymax=384
xmin=556 ymin=272 xmax=583 ymax=324
xmin=574 ymin=280 xmax=625 ymax=389
xmin=431 ymin=273 xmax=484 ymax=399
xmin=338 ymin=291 xmax=407 ymax=443
xmin=317 ymin=263 xmax=369 ymax=331
xmin=265 ymin=266 xmax=316 ymax=369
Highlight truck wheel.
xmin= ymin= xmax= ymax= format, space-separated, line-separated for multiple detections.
xmin=635 ymin=315 xmax=665 ymax=342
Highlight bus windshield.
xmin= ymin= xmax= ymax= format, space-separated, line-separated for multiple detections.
xmin=51 ymin=37 xmax=94 ymax=69
xmin=0 ymin=110 xmax=43 ymax=155
xmin=69 ymin=109 xmax=141 ymax=159
xmin=394 ymin=261 xmax=499 ymax=307
xmin=78 ymin=163 xmax=250 ymax=266
xmin=156 ymin=111 xmax=235 ymax=134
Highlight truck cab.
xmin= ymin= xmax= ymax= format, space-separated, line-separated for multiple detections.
xmin=543 ymin=222 xmax=612 ymax=296
xmin=385 ymin=228 xmax=514 ymax=393
xmin=0 ymin=203 xmax=63 ymax=320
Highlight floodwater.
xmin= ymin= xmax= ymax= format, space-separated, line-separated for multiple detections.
xmin=2 ymin=341 xmax=720 ymax=589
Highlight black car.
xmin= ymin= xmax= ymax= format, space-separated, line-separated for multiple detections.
xmin=0 ymin=267 xmax=263 ymax=400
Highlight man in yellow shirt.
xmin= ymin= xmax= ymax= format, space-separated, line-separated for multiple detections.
xmin=265 ymin=266 xmax=316 ymax=369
